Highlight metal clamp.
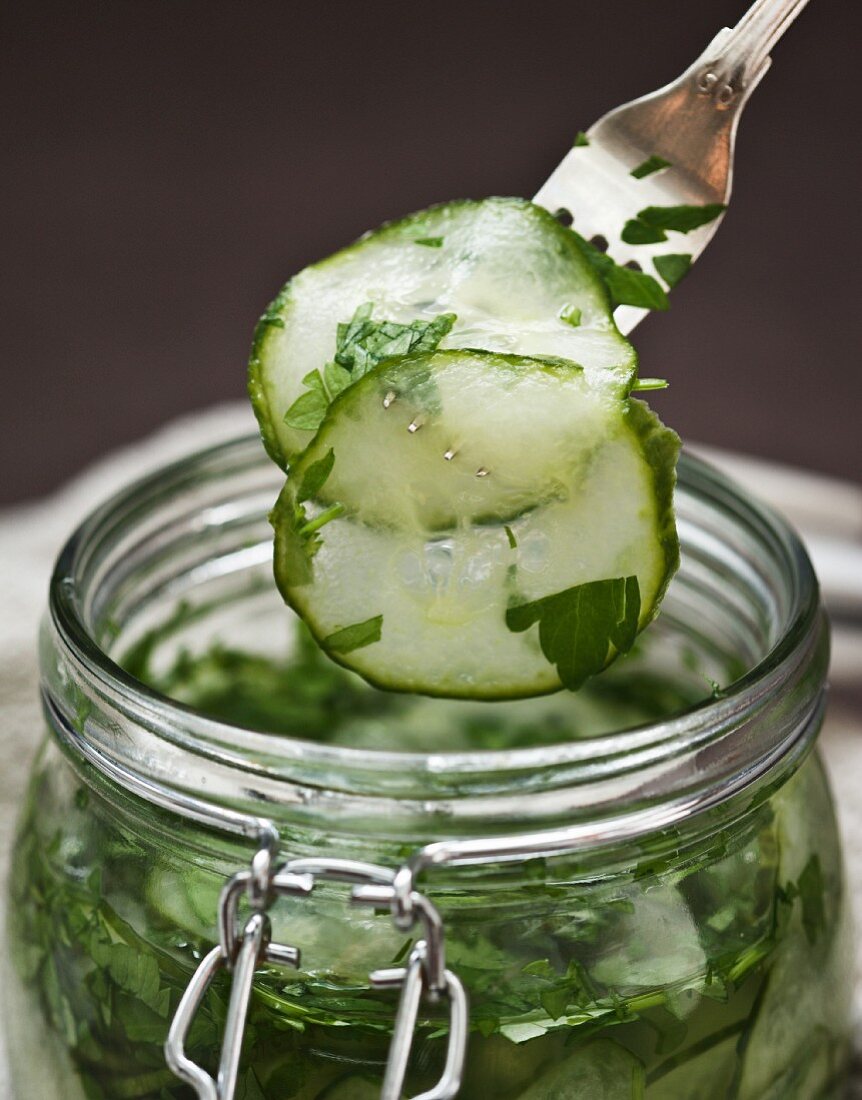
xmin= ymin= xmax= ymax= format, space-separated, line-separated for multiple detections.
xmin=164 ymin=834 xmax=312 ymax=1100
xmin=165 ymin=845 xmax=468 ymax=1100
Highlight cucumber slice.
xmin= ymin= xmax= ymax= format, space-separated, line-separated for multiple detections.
xmin=249 ymin=197 xmax=637 ymax=467
xmin=648 ymin=1032 xmax=741 ymax=1100
xmin=316 ymin=1075 xmax=379 ymax=1099
xmin=735 ymin=761 xmax=852 ymax=1099
xmin=517 ymin=1039 xmax=646 ymax=1098
xmin=271 ymin=350 xmax=678 ymax=699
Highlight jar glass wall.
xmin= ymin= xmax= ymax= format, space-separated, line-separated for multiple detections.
xmin=2 ymin=439 xmax=853 ymax=1099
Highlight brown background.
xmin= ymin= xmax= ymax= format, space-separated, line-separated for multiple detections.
xmin=2 ymin=0 xmax=860 ymax=505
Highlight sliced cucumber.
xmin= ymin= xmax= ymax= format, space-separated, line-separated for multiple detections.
xmin=249 ymin=197 xmax=637 ymax=467
xmin=517 ymin=1039 xmax=646 ymax=1098
xmin=271 ymin=350 xmax=678 ymax=699
xmin=316 ymin=1075 xmax=380 ymax=1099
xmin=735 ymin=760 xmax=853 ymax=1099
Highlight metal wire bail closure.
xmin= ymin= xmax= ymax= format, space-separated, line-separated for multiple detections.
xmin=164 ymin=843 xmax=469 ymax=1100
xmin=354 ymin=876 xmax=468 ymax=1100
xmin=164 ymin=837 xmax=312 ymax=1100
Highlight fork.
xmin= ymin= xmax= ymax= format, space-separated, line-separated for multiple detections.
xmin=533 ymin=0 xmax=810 ymax=334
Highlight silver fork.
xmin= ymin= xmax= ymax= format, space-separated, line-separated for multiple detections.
xmin=533 ymin=0 xmax=810 ymax=335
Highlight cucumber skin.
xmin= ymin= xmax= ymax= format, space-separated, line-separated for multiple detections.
xmin=625 ymin=397 xmax=681 ymax=633
xmin=247 ymin=196 xmax=634 ymax=470
xmin=248 ymin=279 xmax=293 ymax=469
xmin=270 ymin=355 xmax=680 ymax=701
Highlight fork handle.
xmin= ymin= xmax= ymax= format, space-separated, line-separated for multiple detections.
xmin=701 ymin=0 xmax=810 ymax=96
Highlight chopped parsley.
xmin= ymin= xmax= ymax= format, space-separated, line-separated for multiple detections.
xmin=506 ymin=576 xmax=641 ymax=690
xmin=297 ymin=448 xmax=335 ymax=502
xmin=9 ymin=660 xmax=839 ymax=1098
xmin=324 ymin=615 xmax=383 ymax=654
xmin=622 ymin=204 xmax=725 ymax=245
xmin=653 ymin=253 xmax=692 ymax=288
xmin=622 ymin=219 xmax=667 ymax=246
xmin=605 ymin=263 xmax=669 ymax=311
xmin=284 ymin=304 xmax=456 ymax=432
xmin=631 ymin=378 xmax=669 ymax=392
xmin=631 ymin=155 xmax=672 ymax=179
xmin=414 ymin=236 xmax=444 ymax=248
xmin=297 ymin=503 xmax=344 ymax=538
xmin=573 ymin=130 xmax=590 ymax=147
xmin=573 ymin=232 xmax=670 ymax=312
xmin=638 ymin=203 xmax=725 ymax=232
xmin=796 ymin=854 xmax=826 ymax=946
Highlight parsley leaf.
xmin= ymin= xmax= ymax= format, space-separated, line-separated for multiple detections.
xmin=573 ymin=130 xmax=590 ymax=147
xmin=622 ymin=219 xmax=668 ymax=245
xmin=414 ymin=236 xmax=444 ymax=248
xmin=559 ymin=304 xmax=582 ymax=327
xmin=324 ymin=615 xmax=383 ymax=653
xmin=333 ymin=304 xmax=456 ymax=377
xmin=620 ymin=206 xmax=723 ymax=249
xmin=637 ymin=204 xmax=725 ymax=234
xmin=297 ymin=448 xmax=335 ymax=502
xmin=797 ymin=853 xmax=826 ymax=946
xmin=284 ymin=304 xmax=456 ymax=433
xmin=298 ymin=503 xmax=345 ymax=538
xmin=631 ymin=155 xmax=672 ymax=179
xmin=573 ymin=232 xmax=669 ymax=311
xmin=654 ymin=253 xmax=692 ymax=288
xmin=506 ymin=576 xmax=641 ymax=690
xmin=284 ymin=370 xmax=330 ymax=430
xmin=605 ymin=264 xmax=669 ymax=311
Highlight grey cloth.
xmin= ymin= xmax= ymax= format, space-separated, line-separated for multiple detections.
xmin=0 ymin=405 xmax=859 ymax=1093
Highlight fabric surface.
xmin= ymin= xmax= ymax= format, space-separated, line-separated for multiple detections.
xmin=0 ymin=403 xmax=860 ymax=1093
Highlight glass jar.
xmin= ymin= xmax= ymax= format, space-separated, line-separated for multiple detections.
xmin=2 ymin=437 xmax=853 ymax=1100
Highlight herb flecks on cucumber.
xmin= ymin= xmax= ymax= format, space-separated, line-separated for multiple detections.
xmin=249 ymin=197 xmax=638 ymax=468
xmin=283 ymin=304 xmax=456 ymax=433
xmin=252 ymin=196 xmax=679 ymax=698
xmin=271 ymin=350 xmax=678 ymax=699
xmin=506 ymin=576 xmax=641 ymax=691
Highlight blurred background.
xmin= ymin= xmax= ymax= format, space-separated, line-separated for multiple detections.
xmin=1 ymin=0 xmax=859 ymax=505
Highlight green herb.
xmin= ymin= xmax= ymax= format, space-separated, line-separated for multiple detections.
xmin=573 ymin=131 xmax=590 ymax=147
xmin=605 ymin=265 xmax=669 ymax=311
xmin=414 ymin=237 xmax=444 ymax=248
xmin=631 ymin=378 xmax=669 ymax=392
xmin=653 ymin=253 xmax=692 ymax=288
xmin=506 ymin=576 xmax=641 ymax=690
xmin=559 ymin=304 xmax=582 ymax=327
xmin=298 ymin=503 xmax=345 ymax=538
xmin=334 ymin=304 xmax=456 ymax=377
xmin=297 ymin=448 xmax=335 ymax=502
xmin=620 ymin=205 xmax=723 ymax=248
xmin=283 ymin=370 xmax=330 ymax=431
xmin=573 ymin=232 xmax=670 ymax=312
xmin=284 ymin=305 xmax=456 ymax=432
xmin=637 ymin=203 xmax=725 ymax=234
xmin=631 ymin=155 xmax=672 ymax=179
xmin=621 ymin=219 xmax=668 ymax=246
xmin=324 ymin=615 xmax=384 ymax=654
xmin=504 ymin=525 xmax=518 ymax=549
xmin=796 ymin=853 xmax=826 ymax=946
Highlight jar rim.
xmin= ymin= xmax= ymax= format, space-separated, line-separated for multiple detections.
xmin=44 ymin=435 xmax=827 ymax=837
